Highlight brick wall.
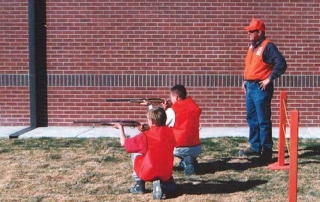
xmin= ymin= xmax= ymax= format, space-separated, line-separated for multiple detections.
xmin=1 ymin=0 xmax=320 ymax=127
xmin=0 ymin=1 xmax=29 ymax=126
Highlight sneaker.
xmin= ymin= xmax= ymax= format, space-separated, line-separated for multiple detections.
xmin=162 ymin=177 xmax=177 ymax=198
xmin=239 ymin=148 xmax=260 ymax=156
xmin=129 ymin=180 xmax=145 ymax=194
xmin=152 ymin=180 xmax=163 ymax=200
xmin=181 ymin=156 xmax=195 ymax=175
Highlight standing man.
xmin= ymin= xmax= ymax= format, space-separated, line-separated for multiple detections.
xmin=239 ymin=19 xmax=287 ymax=163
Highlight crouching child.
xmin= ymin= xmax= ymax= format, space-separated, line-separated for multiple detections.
xmin=113 ymin=107 xmax=177 ymax=200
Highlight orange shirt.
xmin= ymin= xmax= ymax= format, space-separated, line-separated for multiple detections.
xmin=244 ymin=39 xmax=273 ymax=80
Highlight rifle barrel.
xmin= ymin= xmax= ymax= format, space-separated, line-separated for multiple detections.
xmin=73 ymin=120 xmax=141 ymax=127
xmin=105 ymin=99 xmax=132 ymax=102
xmin=101 ymin=120 xmax=140 ymax=127
xmin=73 ymin=120 xmax=101 ymax=124
xmin=105 ymin=98 xmax=163 ymax=103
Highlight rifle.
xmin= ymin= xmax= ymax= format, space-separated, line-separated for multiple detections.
xmin=73 ymin=120 xmax=141 ymax=128
xmin=105 ymin=98 xmax=164 ymax=104
xmin=73 ymin=120 xmax=150 ymax=131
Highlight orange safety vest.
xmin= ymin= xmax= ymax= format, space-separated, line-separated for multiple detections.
xmin=244 ymin=39 xmax=273 ymax=80
xmin=171 ymin=97 xmax=201 ymax=147
xmin=134 ymin=126 xmax=176 ymax=181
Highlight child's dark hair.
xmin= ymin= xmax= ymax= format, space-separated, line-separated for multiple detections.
xmin=170 ymin=84 xmax=187 ymax=99
xmin=147 ymin=107 xmax=167 ymax=126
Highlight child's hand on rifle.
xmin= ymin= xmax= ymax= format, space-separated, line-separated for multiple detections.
xmin=161 ymin=100 xmax=172 ymax=110
xmin=138 ymin=123 xmax=150 ymax=132
xmin=140 ymin=100 xmax=151 ymax=106
xmin=113 ymin=123 xmax=126 ymax=146
xmin=112 ymin=123 xmax=123 ymax=129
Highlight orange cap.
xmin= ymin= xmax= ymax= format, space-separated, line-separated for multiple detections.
xmin=244 ymin=18 xmax=266 ymax=31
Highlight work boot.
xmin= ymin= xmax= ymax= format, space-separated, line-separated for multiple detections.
xmin=152 ymin=180 xmax=163 ymax=200
xmin=259 ymin=149 xmax=273 ymax=164
xmin=129 ymin=180 xmax=146 ymax=194
xmin=180 ymin=156 xmax=195 ymax=175
xmin=239 ymin=148 xmax=260 ymax=156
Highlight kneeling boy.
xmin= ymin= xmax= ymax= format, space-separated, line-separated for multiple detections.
xmin=113 ymin=107 xmax=177 ymax=199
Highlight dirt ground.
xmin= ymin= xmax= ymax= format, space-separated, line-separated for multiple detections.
xmin=0 ymin=137 xmax=319 ymax=202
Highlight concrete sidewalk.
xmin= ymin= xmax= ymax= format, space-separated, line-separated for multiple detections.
xmin=0 ymin=126 xmax=319 ymax=139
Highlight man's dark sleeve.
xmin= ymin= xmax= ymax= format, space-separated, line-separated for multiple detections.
xmin=263 ymin=42 xmax=287 ymax=80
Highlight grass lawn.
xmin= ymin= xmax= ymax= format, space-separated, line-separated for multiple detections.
xmin=0 ymin=137 xmax=319 ymax=202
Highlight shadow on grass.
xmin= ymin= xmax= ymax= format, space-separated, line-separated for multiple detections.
xmin=175 ymin=179 xmax=268 ymax=195
xmin=184 ymin=157 xmax=277 ymax=175
xmin=298 ymin=145 xmax=320 ymax=159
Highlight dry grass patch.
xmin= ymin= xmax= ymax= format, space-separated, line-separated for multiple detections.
xmin=0 ymin=137 xmax=319 ymax=202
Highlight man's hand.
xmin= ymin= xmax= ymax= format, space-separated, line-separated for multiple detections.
xmin=242 ymin=81 xmax=247 ymax=94
xmin=259 ymin=78 xmax=271 ymax=90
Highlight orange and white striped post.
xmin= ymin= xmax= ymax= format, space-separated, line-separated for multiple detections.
xmin=269 ymin=91 xmax=289 ymax=170
xmin=289 ymin=110 xmax=299 ymax=202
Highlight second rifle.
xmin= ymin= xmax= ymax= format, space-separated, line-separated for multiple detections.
xmin=105 ymin=98 xmax=164 ymax=104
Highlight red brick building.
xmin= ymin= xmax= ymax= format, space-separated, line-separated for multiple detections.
xmin=1 ymin=0 xmax=319 ymax=127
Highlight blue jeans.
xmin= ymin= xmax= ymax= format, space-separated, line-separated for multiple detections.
xmin=174 ymin=145 xmax=201 ymax=159
xmin=245 ymin=81 xmax=274 ymax=152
